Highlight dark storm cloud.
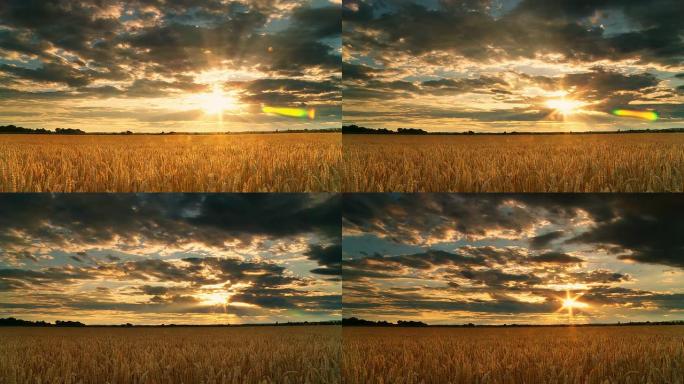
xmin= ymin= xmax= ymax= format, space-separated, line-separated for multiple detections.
xmin=570 ymin=270 xmax=631 ymax=284
xmin=528 ymin=252 xmax=584 ymax=264
xmin=0 ymin=266 xmax=94 ymax=285
xmin=344 ymin=288 xmax=558 ymax=314
xmin=343 ymin=75 xmax=509 ymax=100
xmin=259 ymin=4 xmax=341 ymax=73
xmin=306 ymin=244 xmax=342 ymax=276
xmin=0 ymin=62 xmax=94 ymax=87
xmin=232 ymin=287 xmax=341 ymax=311
xmin=0 ymin=0 xmax=122 ymax=55
xmin=342 ymin=62 xmax=380 ymax=81
xmin=0 ymin=1 xmax=340 ymax=107
xmin=0 ymin=255 xmax=306 ymax=293
xmin=345 ymin=194 xmax=684 ymax=269
xmin=188 ymin=193 xmax=341 ymax=243
xmin=569 ymin=195 xmax=684 ymax=269
xmin=51 ymin=298 xmax=267 ymax=315
xmin=0 ymin=254 xmax=335 ymax=313
xmin=125 ymin=79 xmax=209 ymax=97
xmin=344 ymin=0 xmax=684 ymax=65
xmin=529 ymin=230 xmax=565 ymax=249
xmin=420 ymin=76 xmax=508 ymax=96
xmin=343 ymin=0 xmax=683 ymax=131
xmin=139 ymin=285 xmax=173 ymax=296
xmin=343 ymin=194 xmax=684 ymax=320
xmin=236 ymin=78 xmax=341 ymax=105
xmin=344 ymin=247 xmax=537 ymax=282
xmin=343 ymin=79 xmax=420 ymax=100
xmin=343 ymin=250 xmax=489 ymax=280
xmin=0 ymin=194 xmax=340 ymax=250
xmin=0 ymin=279 xmax=27 ymax=292
xmin=344 ymin=194 xmax=619 ymax=244
xmin=581 ymin=286 xmax=684 ymax=309
xmin=344 ymin=194 xmax=541 ymax=244
xmin=458 ymin=268 xmax=542 ymax=287
xmin=0 ymin=28 xmax=51 ymax=58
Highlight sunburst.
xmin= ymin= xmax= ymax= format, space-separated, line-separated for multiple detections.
xmin=557 ymin=290 xmax=589 ymax=318
xmin=546 ymin=98 xmax=585 ymax=116
xmin=199 ymin=84 xmax=237 ymax=115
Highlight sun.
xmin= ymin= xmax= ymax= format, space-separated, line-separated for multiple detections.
xmin=562 ymin=297 xmax=588 ymax=310
xmin=546 ymin=98 xmax=585 ymax=116
xmin=558 ymin=291 xmax=589 ymax=317
xmin=200 ymin=291 xmax=230 ymax=306
xmin=199 ymin=85 xmax=237 ymax=115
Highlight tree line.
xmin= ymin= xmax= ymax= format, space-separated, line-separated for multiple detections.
xmin=342 ymin=124 xmax=684 ymax=135
xmin=0 ymin=125 xmax=86 ymax=134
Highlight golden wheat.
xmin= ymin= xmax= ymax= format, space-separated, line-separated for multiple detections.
xmin=0 ymin=133 xmax=341 ymax=192
xmin=0 ymin=326 xmax=341 ymax=384
xmin=343 ymin=134 xmax=684 ymax=192
xmin=342 ymin=326 xmax=684 ymax=384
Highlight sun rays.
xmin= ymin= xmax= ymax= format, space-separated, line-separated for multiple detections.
xmin=545 ymin=98 xmax=586 ymax=117
xmin=198 ymin=84 xmax=238 ymax=116
xmin=557 ymin=291 xmax=589 ymax=319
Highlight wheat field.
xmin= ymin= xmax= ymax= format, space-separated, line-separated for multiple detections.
xmin=343 ymin=134 xmax=684 ymax=192
xmin=0 ymin=326 xmax=340 ymax=384
xmin=342 ymin=326 xmax=684 ymax=384
xmin=0 ymin=133 xmax=341 ymax=192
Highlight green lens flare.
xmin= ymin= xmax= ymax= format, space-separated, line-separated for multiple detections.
xmin=612 ymin=109 xmax=658 ymax=121
xmin=262 ymin=106 xmax=315 ymax=120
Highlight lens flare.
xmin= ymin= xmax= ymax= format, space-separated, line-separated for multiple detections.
xmin=612 ymin=109 xmax=658 ymax=121
xmin=262 ymin=106 xmax=316 ymax=120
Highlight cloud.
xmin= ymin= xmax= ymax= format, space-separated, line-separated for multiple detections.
xmin=236 ymin=78 xmax=341 ymax=105
xmin=0 ymin=194 xmax=340 ymax=250
xmin=528 ymin=252 xmax=584 ymax=264
xmin=529 ymin=231 xmax=565 ymax=249
xmin=343 ymin=194 xmax=684 ymax=322
xmin=0 ymin=194 xmax=341 ymax=321
xmin=137 ymin=109 xmax=203 ymax=122
xmin=306 ymin=244 xmax=342 ymax=275
xmin=343 ymin=0 xmax=683 ymax=131
xmin=567 ymin=195 xmax=684 ymax=269
xmin=344 ymin=194 xmax=544 ymax=244
xmin=0 ymin=0 xmax=341 ymax=131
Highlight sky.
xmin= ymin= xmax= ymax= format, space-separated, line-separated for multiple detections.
xmin=0 ymin=194 xmax=341 ymax=325
xmin=0 ymin=0 xmax=341 ymax=132
xmin=343 ymin=194 xmax=684 ymax=325
xmin=343 ymin=0 xmax=684 ymax=132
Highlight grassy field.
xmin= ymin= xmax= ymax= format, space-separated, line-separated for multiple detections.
xmin=0 ymin=133 xmax=341 ymax=192
xmin=343 ymin=326 xmax=684 ymax=384
xmin=0 ymin=326 xmax=340 ymax=384
xmin=343 ymin=134 xmax=684 ymax=192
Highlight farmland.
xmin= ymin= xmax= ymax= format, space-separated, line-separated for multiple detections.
xmin=343 ymin=134 xmax=684 ymax=192
xmin=0 ymin=133 xmax=341 ymax=192
xmin=0 ymin=326 xmax=340 ymax=384
xmin=343 ymin=326 xmax=684 ymax=384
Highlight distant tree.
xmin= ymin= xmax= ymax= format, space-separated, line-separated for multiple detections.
xmin=55 ymin=320 xmax=85 ymax=327
xmin=0 ymin=125 xmax=52 ymax=134
xmin=55 ymin=128 xmax=85 ymax=135
xmin=397 ymin=320 xmax=428 ymax=327
xmin=397 ymin=128 xmax=428 ymax=135
xmin=342 ymin=125 xmax=396 ymax=134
